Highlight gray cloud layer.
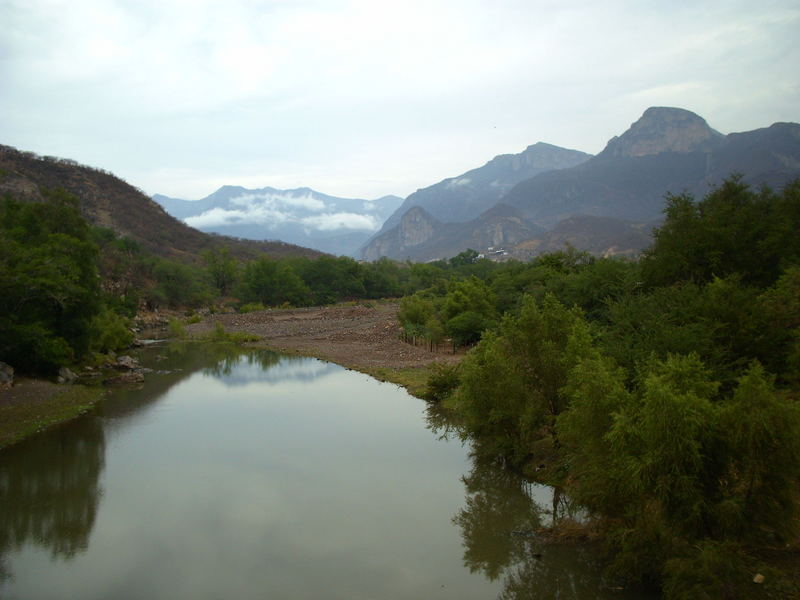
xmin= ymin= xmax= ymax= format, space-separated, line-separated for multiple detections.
xmin=184 ymin=191 xmax=380 ymax=232
xmin=2 ymin=1 xmax=798 ymax=200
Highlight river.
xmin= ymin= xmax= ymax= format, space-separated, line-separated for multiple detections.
xmin=0 ymin=343 xmax=653 ymax=599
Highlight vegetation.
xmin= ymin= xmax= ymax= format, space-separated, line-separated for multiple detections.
xmin=1 ymin=190 xmax=104 ymax=373
xmin=413 ymin=178 xmax=800 ymax=599
xmin=3 ymin=174 xmax=799 ymax=596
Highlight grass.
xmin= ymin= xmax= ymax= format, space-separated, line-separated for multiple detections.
xmin=360 ymin=365 xmax=434 ymax=398
xmin=0 ymin=382 xmax=106 ymax=450
xmin=202 ymin=323 xmax=261 ymax=343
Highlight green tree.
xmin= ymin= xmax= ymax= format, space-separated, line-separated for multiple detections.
xmin=203 ymin=247 xmax=238 ymax=296
xmin=641 ymin=176 xmax=800 ymax=288
xmin=447 ymin=294 xmax=591 ymax=464
xmin=441 ymin=276 xmax=498 ymax=347
xmin=239 ymin=257 xmax=311 ymax=307
xmin=0 ymin=190 xmax=101 ymax=373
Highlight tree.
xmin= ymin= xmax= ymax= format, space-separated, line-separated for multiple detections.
xmin=447 ymin=294 xmax=591 ymax=464
xmin=239 ymin=257 xmax=311 ymax=307
xmin=0 ymin=190 xmax=102 ymax=373
xmin=641 ymin=176 xmax=800 ymax=288
xmin=203 ymin=247 xmax=238 ymax=296
xmin=441 ymin=276 xmax=498 ymax=347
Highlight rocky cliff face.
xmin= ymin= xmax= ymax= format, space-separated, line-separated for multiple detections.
xmin=600 ymin=107 xmax=724 ymax=158
xmin=399 ymin=206 xmax=438 ymax=247
xmin=362 ymin=206 xmax=441 ymax=261
xmin=362 ymin=204 xmax=544 ymax=262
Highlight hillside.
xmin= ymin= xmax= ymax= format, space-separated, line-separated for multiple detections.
xmin=0 ymin=145 xmax=324 ymax=262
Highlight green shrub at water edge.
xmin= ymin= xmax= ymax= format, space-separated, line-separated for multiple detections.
xmin=205 ymin=323 xmax=259 ymax=343
xmin=168 ymin=318 xmax=187 ymax=339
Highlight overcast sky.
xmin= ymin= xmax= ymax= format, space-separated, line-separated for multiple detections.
xmin=2 ymin=0 xmax=798 ymax=201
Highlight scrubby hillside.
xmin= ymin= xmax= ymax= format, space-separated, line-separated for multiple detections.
xmin=0 ymin=145 xmax=324 ymax=262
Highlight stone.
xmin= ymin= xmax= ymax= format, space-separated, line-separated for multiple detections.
xmin=753 ymin=573 xmax=765 ymax=584
xmin=57 ymin=367 xmax=78 ymax=384
xmin=103 ymin=371 xmax=145 ymax=385
xmin=0 ymin=361 xmax=14 ymax=389
xmin=116 ymin=355 xmax=139 ymax=370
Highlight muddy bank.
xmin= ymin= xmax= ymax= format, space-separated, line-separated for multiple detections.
xmin=186 ymin=302 xmax=461 ymax=391
xmin=0 ymin=379 xmax=105 ymax=449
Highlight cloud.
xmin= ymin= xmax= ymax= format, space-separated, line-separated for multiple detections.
xmin=184 ymin=198 xmax=379 ymax=232
xmin=301 ymin=213 xmax=379 ymax=231
xmin=230 ymin=192 xmax=326 ymax=212
xmin=185 ymin=206 xmax=288 ymax=229
xmin=2 ymin=0 xmax=798 ymax=202
xmin=446 ymin=177 xmax=471 ymax=189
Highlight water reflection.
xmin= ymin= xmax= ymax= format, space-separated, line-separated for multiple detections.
xmin=455 ymin=453 xmax=545 ymax=580
xmin=445 ymin=431 xmax=653 ymax=599
xmin=1 ymin=346 xmax=653 ymax=599
xmin=0 ymin=417 xmax=105 ymax=579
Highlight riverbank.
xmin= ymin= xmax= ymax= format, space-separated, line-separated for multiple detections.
xmin=185 ymin=302 xmax=461 ymax=397
xmin=0 ymin=379 xmax=106 ymax=449
xmin=0 ymin=302 xmax=455 ymax=449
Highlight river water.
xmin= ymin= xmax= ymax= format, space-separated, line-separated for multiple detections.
xmin=0 ymin=344 xmax=653 ymax=599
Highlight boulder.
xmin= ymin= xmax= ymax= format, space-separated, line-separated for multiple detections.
xmin=116 ymin=355 xmax=139 ymax=370
xmin=0 ymin=361 xmax=14 ymax=389
xmin=57 ymin=367 xmax=78 ymax=384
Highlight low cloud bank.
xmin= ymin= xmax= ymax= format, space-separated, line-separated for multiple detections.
xmin=184 ymin=191 xmax=379 ymax=232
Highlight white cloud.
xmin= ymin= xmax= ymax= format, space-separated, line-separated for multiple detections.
xmin=230 ymin=192 xmax=326 ymax=212
xmin=301 ymin=213 xmax=378 ymax=231
xmin=446 ymin=177 xmax=471 ymax=189
xmin=184 ymin=200 xmax=379 ymax=232
xmin=185 ymin=206 xmax=289 ymax=229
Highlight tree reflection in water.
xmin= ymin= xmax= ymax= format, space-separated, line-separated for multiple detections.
xmin=432 ymin=398 xmax=646 ymax=600
xmin=454 ymin=452 xmax=544 ymax=581
xmin=0 ymin=416 xmax=105 ymax=582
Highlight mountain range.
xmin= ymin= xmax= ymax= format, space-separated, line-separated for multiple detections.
xmin=362 ymin=107 xmax=800 ymax=261
xmin=5 ymin=106 xmax=798 ymax=265
xmin=153 ymin=187 xmax=403 ymax=256
xmin=0 ymin=146 xmax=324 ymax=262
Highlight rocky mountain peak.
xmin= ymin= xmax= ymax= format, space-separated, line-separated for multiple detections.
xmin=399 ymin=205 xmax=439 ymax=248
xmin=600 ymin=107 xmax=723 ymax=158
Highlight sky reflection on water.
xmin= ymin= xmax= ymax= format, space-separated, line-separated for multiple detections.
xmin=1 ymin=345 xmax=654 ymax=600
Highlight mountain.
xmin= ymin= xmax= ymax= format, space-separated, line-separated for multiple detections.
xmin=0 ymin=145 xmax=324 ymax=262
xmin=153 ymin=186 xmax=403 ymax=257
xmin=362 ymin=107 xmax=800 ymax=262
xmin=374 ymin=142 xmax=591 ymax=232
xmin=510 ymin=215 xmax=654 ymax=260
xmin=360 ymin=142 xmax=592 ymax=260
xmin=503 ymin=107 xmax=800 ymax=226
xmin=362 ymin=204 xmax=546 ymax=262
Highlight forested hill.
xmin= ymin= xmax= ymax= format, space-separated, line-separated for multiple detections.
xmin=0 ymin=145 xmax=324 ymax=262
